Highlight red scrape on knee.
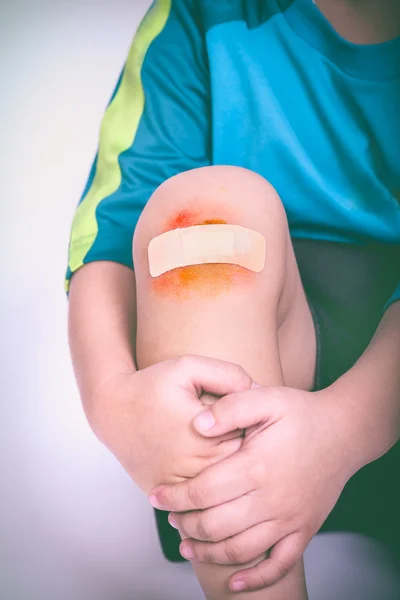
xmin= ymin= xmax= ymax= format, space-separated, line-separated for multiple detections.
xmin=151 ymin=209 xmax=257 ymax=299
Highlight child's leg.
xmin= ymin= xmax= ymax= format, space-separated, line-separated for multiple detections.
xmin=133 ymin=166 xmax=316 ymax=599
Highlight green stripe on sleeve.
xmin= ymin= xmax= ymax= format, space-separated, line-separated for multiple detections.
xmin=65 ymin=0 xmax=172 ymax=292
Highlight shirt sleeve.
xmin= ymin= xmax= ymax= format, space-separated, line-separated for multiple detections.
xmin=64 ymin=0 xmax=210 ymax=296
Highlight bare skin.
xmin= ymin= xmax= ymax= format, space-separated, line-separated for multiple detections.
xmin=315 ymin=0 xmax=400 ymax=43
xmin=133 ymin=166 xmax=316 ymax=599
xmin=69 ymin=2 xmax=400 ymax=599
xmin=130 ymin=5 xmax=400 ymax=599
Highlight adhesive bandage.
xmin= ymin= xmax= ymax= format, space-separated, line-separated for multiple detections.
xmin=148 ymin=224 xmax=266 ymax=277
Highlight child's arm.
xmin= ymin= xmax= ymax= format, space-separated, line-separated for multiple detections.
xmin=67 ymin=261 xmax=138 ymax=419
xmin=330 ymin=300 xmax=400 ymax=471
xmin=65 ymin=0 xmax=212 ymax=431
xmin=67 ymin=259 xmax=250 ymax=493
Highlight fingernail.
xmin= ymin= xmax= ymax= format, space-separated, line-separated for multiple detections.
xmin=168 ymin=514 xmax=178 ymax=529
xmin=251 ymin=381 xmax=261 ymax=389
xmin=231 ymin=580 xmax=247 ymax=592
xmin=193 ymin=410 xmax=215 ymax=432
xmin=180 ymin=543 xmax=194 ymax=560
xmin=148 ymin=494 xmax=163 ymax=509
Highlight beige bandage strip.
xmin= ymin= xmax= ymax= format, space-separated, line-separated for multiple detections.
xmin=148 ymin=224 xmax=266 ymax=277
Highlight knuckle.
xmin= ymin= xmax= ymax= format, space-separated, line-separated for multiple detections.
xmin=152 ymin=373 xmax=166 ymax=396
xmin=258 ymin=572 xmax=272 ymax=589
xmin=175 ymin=354 xmax=194 ymax=371
xmin=197 ymin=516 xmax=215 ymax=541
xmin=176 ymin=519 xmax=187 ymax=538
xmin=248 ymin=462 xmax=267 ymax=486
xmin=187 ymin=482 xmax=206 ymax=509
xmin=275 ymin=559 xmax=295 ymax=580
xmin=201 ymin=546 xmax=215 ymax=563
xmin=224 ymin=541 xmax=248 ymax=564
xmin=233 ymin=363 xmax=250 ymax=383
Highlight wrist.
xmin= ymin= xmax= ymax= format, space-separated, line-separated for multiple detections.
xmin=316 ymin=386 xmax=371 ymax=477
xmin=91 ymin=365 xmax=137 ymax=404
xmin=83 ymin=365 xmax=137 ymax=429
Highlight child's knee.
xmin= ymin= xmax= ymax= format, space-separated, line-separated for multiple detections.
xmin=133 ymin=165 xmax=287 ymax=250
xmin=132 ymin=165 xmax=289 ymax=288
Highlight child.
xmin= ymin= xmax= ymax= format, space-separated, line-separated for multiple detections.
xmin=66 ymin=1 xmax=400 ymax=598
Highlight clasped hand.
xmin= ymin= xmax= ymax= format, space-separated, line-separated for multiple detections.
xmin=150 ymin=385 xmax=357 ymax=592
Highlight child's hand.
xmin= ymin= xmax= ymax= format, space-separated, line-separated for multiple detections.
xmin=87 ymin=355 xmax=254 ymax=494
xmin=151 ymin=386 xmax=358 ymax=592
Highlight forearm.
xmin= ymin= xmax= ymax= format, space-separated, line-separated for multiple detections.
xmin=67 ymin=261 xmax=138 ymax=418
xmin=329 ymin=300 xmax=400 ymax=470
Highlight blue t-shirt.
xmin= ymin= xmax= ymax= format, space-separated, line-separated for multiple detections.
xmin=65 ymin=0 xmax=400 ymax=310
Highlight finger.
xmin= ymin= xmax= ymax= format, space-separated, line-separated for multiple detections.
xmin=205 ymin=436 xmax=244 ymax=467
xmin=178 ymin=520 xmax=282 ymax=565
xmin=149 ymin=450 xmax=253 ymax=512
xmin=192 ymin=387 xmax=283 ymax=436
xmin=171 ymin=493 xmax=263 ymax=543
xmin=173 ymin=354 xmax=255 ymax=398
xmin=174 ymin=513 xmax=285 ymax=565
xmin=212 ymin=428 xmax=245 ymax=443
xmin=228 ymin=532 xmax=306 ymax=592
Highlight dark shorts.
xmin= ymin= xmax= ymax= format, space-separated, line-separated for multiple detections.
xmin=155 ymin=238 xmax=400 ymax=562
xmin=293 ymin=238 xmax=400 ymax=559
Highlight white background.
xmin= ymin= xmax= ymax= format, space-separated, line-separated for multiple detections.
xmin=1 ymin=0 xmax=400 ymax=598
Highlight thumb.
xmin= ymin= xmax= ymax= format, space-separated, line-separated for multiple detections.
xmin=174 ymin=354 xmax=257 ymax=398
xmin=192 ymin=386 xmax=278 ymax=436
